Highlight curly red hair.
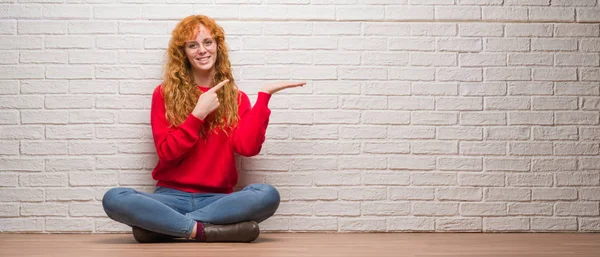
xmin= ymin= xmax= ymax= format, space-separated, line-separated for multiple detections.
xmin=162 ymin=15 xmax=238 ymax=134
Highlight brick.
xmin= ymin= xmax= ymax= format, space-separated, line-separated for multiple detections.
xmin=578 ymin=8 xmax=600 ymax=22
xmin=289 ymin=217 xmax=337 ymax=231
xmin=390 ymin=67 xmax=435 ymax=81
xmin=363 ymin=23 xmax=410 ymax=36
xmin=20 ymin=174 xmax=67 ymax=187
xmin=340 ymin=218 xmax=386 ymax=232
xmin=364 ymin=81 xmax=410 ymax=96
xmin=459 ymin=173 xmax=504 ymax=187
xmin=412 ymin=172 xmax=457 ymax=186
xmin=555 ymin=53 xmax=599 ymax=66
xmin=412 ymin=141 xmax=458 ymax=155
xmin=460 ymin=112 xmax=506 ymax=125
xmin=413 ymin=112 xmax=457 ymax=125
xmin=459 ymin=23 xmax=503 ymax=37
xmin=556 ymin=82 xmax=600 ymax=96
xmin=21 ymin=110 xmax=68 ymax=124
xmin=362 ymin=202 xmax=410 ymax=216
xmin=485 ymin=97 xmax=530 ymax=110
xmin=485 ymin=158 xmax=530 ymax=171
xmin=0 ymin=35 xmax=43 ymax=50
xmin=289 ymin=188 xmax=337 ymax=201
xmin=555 ymin=142 xmax=599 ymax=156
xmin=506 ymin=24 xmax=553 ymax=37
xmin=388 ymin=217 xmax=435 ymax=231
xmin=386 ymin=6 xmax=434 ymax=20
xmin=388 ymin=126 xmax=435 ymax=139
xmin=580 ymin=218 xmax=600 ymax=231
xmin=509 ymin=112 xmax=554 ymax=125
xmin=291 ymin=158 xmax=337 ymax=171
xmin=555 ymin=24 xmax=599 ymax=37
xmin=529 ymin=7 xmax=575 ymax=21
xmin=484 ymin=217 xmax=529 ymax=232
xmin=532 ymin=38 xmax=577 ymax=51
xmin=389 ymin=187 xmax=434 ymax=200
xmin=532 ymin=158 xmax=577 ymax=171
xmin=533 ymin=127 xmax=578 ymax=140
xmin=21 ymin=141 xmax=67 ymax=155
xmin=337 ymin=7 xmax=384 ymax=20
xmin=338 ymin=156 xmax=387 ymax=169
xmin=483 ymin=7 xmax=528 ymax=21
xmin=508 ymin=203 xmax=553 ymax=215
xmin=580 ymin=188 xmax=600 ymax=201
xmin=314 ymin=202 xmax=359 ymax=216
xmin=313 ymin=52 xmax=359 ymax=65
xmin=340 ymin=37 xmax=385 ymax=50
xmin=531 ymin=217 xmax=577 ymax=231
xmin=0 ymin=188 xmax=44 ymax=202
xmin=21 ymin=203 xmax=67 ymax=217
xmin=532 ymin=188 xmax=577 ymax=200
xmin=411 ymin=23 xmax=456 ymax=36
xmin=509 ymin=82 xmax=553 ymax=95
xmin=461 ymin=203 xmax=506 ymax=216
xmin=389 ymin=38 xmax=435 ymax=51
xmin=413 ymin=202 xmax=458 ymax=216
xmin=20 ymin=80 xmax=68 ymax=93
xmin=0 ymin=218 xmax=44 ymax=232
xmin=46 ymin=218 xmax=93 ymax=232
xmin=339 ymin=187 xmax=386 ymax=201
xmin=437 ymin=97 xmax=482 ymax=110
xmin=438 ymin=127 xmax=483 ymax=140
xmin=486 ymin=188 xmax=531 ymax=201
xmin=363 ymin=111 xmax=410 ymax=124
xmin=556 ymin=173 xmax=599 ymax=186
xmin=438 ymin=188 xmax=482 ymax=201
xmin=486 ymin=38 xmax=530 ymax=52
xmin=460 ymin=82 xmax=506 ymax=96
xmin=438 ymin=157 xmax=483 ymax=171
xmin=555 ymin=111 xmax=599 ymax=125
xmin=277 ymin=202 xmax=313 ymax=216
xmin=362 ymin=172 xmax=410 ymax=185
xmin=314 ymin=172 xmax=360 ymax=186
xmin=508 ymin=53 xmax=553 ymax=66
xmin=486 ymin=68 xmax=530 ymax=81
xmin=388 ymin=97 xmax=434 ymax=110
xmin=46 ymin=157 xmax=94 ymax=172
xmin=389 ymin=156 xmax=436 ymax=170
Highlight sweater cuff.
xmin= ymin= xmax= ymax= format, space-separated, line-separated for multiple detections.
xmin=256 ymin=92 xmax=272 ymax=108
xmin=180 ymin=114 xmax=205 ymax=132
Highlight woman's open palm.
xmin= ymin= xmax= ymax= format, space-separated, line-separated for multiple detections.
xmin=261 ymin=81 xmax=306 ymax=95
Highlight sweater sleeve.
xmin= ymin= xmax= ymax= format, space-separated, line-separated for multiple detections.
xmin=229 ymin=91 xmax=272 ymax=157
xmin=150 ymin=85 xmax=204 ymax=162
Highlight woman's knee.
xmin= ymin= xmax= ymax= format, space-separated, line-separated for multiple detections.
xmin=102 ymin=187 xmax=134 ymax=216
xmin=252 ymin=184 xmax=280 ymax=212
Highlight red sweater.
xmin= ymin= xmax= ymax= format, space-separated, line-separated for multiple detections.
xmin=150 ymin=85 xmax=271 ymax=193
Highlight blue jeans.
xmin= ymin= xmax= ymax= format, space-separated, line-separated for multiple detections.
xmin=102 ymin=183 xmax=280 ymax=238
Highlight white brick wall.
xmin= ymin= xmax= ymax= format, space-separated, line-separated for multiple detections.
xmin=0 ymin=0 xmax=599 ymax=234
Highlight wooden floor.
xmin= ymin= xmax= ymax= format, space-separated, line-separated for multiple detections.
xmin=1 ymin=233 xmax=599 ymax=257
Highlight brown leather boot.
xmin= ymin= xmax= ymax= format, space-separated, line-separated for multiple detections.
xmin=132 ymin=226 xmax=175 ymax=243
xmin=204 ymin=221 xmax=260 ymax=243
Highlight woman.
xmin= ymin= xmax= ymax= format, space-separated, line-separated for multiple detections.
xmin=102 ymin=14 xmax=305 ymax=243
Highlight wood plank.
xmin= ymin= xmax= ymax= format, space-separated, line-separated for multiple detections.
xmin=1 ymin=233 xmax=599 ymax=257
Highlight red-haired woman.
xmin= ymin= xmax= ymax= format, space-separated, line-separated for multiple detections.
xmin=102 ymin=15 xmax=305 ymax=243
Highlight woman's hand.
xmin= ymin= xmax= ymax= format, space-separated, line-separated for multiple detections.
xmin=260 ymin=81 xmax=306 ymax=95
xmin=191 ymin=79 xmax=229 ymax=120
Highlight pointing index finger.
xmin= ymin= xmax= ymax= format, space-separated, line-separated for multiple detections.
xmin=209 ymin=79 xmax=229 ymax=92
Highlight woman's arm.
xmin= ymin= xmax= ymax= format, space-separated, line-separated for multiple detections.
xmin=150 ymin=85 xmax=204 ymax=162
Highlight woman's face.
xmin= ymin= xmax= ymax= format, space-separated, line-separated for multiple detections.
xmin=184 ymin=25 xmax=217 ymax=74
